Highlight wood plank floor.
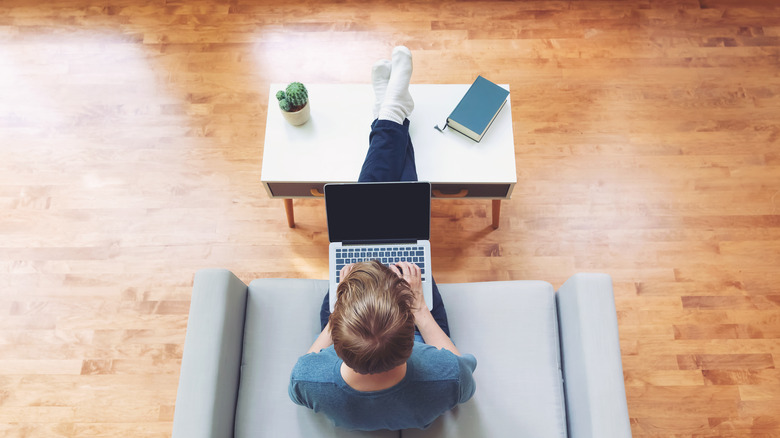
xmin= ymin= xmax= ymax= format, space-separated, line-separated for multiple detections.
xmin=1 ymin=0 xmax=779 ymax=436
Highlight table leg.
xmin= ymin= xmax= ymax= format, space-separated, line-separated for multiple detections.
xmin=492 ymin=200 xmax=501 ymax=229
xmin=284 ymin=199 xmax=295 ymax=228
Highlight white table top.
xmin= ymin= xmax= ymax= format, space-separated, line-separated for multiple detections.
xmin=261 ymin=83 xmax=517 ymax=185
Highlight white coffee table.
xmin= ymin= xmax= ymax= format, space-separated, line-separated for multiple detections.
xmin=261 ymin=83 xmax=516 ymax=228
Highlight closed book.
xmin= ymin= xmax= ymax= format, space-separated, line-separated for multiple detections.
xmin=447 ymin=76 xmax=509 ymax=142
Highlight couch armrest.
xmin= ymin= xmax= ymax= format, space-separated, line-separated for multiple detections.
xmin=556 ymin=273 xmax=632 ymax=438
xmin=172 ymin=269 xmax=249 ymax=438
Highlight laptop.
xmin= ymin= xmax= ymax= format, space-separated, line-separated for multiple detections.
xmin=326 ymin=181 xmax=433 ymax=312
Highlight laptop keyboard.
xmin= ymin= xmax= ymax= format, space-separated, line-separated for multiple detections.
xmin=336 ymin=245 xmax=426 ymax=284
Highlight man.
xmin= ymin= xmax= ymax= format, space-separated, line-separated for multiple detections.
xmin=288 ymin=46 xmax=477 ymax=431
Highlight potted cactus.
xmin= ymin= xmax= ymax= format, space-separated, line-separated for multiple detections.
xmin=276 ymin=82 xmax=310 ymax=126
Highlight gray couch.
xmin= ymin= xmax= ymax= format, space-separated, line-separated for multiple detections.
xmin=172 ymin=270 xmax=632 ymax=438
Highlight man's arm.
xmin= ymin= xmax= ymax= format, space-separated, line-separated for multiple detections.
xmin=306 ymin=264 xmax=355 ymax=354
xmin=457 ymin=354 xmax=477 ymax=402
xmin=392 ymin=262 xmax=461 ymax=356
xmin=413 ymin=307 xmax=461 ymax=356
xmin=306 ymin=321 xmax=333 ymax=354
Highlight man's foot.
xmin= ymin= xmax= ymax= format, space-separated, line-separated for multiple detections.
xmin=371 ymin=59 xmax=392 ymax=119
xmin=378 ymin=46 xmax=414 ymax=124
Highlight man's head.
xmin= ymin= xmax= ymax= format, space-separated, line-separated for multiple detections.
xmin=329 ymin=261 xmax=415 ymax=375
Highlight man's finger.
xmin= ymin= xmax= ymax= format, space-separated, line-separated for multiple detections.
xmin=340 ymin=264 xmax=354 ymax=278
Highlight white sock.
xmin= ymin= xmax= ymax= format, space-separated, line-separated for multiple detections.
xmin=371 ymin=59 xmax=391 ymax=119
xmin=378 ymin=46 xmax=414 ymax=124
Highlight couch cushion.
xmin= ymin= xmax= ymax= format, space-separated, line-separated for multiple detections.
xmin=404 ymin=281 xmax=567 ymax=438
xmin=234 ymin=279 xmax=398 ymax=438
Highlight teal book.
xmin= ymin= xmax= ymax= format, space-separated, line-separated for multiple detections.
xmin=447 ymin=76 xmax=509 ymax=142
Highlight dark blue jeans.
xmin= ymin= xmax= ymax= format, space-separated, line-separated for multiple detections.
xmin=320 ymin=119 xmax=450 ymax=337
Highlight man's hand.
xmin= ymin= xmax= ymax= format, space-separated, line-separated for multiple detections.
xmin=390 ymin=261 xmax=426 ymax=315
xmin=340 ymin=263 xmax=355 ymax=283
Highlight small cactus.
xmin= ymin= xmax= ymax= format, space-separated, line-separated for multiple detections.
xmin=276 ymin=82 xmax=308 ymax=112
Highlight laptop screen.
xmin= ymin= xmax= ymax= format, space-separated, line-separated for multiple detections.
xmin=325 ymin=182 xmax=431 ymax=243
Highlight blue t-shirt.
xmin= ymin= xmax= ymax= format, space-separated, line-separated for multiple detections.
xmin=288 ymin=342 xmax=477 ymax=431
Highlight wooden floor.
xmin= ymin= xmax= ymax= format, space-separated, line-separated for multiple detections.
xmin=1 ymin=0 xmax=779 ymax=436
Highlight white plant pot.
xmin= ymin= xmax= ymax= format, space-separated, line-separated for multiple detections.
xmin=281 ymin=102 xmax=310 ymax=126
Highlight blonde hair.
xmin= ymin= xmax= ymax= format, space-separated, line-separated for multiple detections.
xmin=329 ymin=261 xmax=415 ymax=375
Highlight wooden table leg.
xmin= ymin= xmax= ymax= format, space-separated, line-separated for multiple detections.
xmin=284 ymin=198 xmax=295 ymax=228
xmin=492 ymin=199 xmax=501 ymax=229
